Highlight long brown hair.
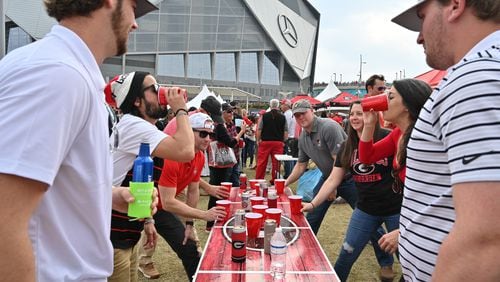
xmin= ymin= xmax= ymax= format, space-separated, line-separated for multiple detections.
xmin=339 ymin=101 xmax=384 ymax=170
xmin=392 ymin=79 xmax=432 ymax=180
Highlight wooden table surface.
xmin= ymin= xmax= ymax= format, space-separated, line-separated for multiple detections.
xmin=193 ymin=187 xmax=339 ymax=282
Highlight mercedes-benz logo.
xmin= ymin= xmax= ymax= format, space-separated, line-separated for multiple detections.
xmin=277 ymin=14 xmax=298 ymax=48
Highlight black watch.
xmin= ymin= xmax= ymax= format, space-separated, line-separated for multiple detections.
xmin=185 ymin=220 xmax=194 ymax=226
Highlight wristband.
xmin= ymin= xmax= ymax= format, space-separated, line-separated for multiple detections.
xmin=185 ymin=220 xmax=194 ymax=226
xmin=310 ymin=202 xmax=315 ymax=210
xmin=175 ymin=108 xmax=189 ymax=117
xmin=144 ymin=218 xmax=155 ymax=225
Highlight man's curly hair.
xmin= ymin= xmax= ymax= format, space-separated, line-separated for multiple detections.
xmin=44 ymin=0 xmax=106 ymax=21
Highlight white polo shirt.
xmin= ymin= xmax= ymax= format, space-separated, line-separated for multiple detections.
xmin=0 ymin=25 xmax=113 ymax=281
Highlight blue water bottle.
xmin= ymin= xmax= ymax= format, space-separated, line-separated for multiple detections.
xmin=129 ymin=143 xmax=154 ymax=218
xmin=132 ymin=143 xmax=154 ymax=182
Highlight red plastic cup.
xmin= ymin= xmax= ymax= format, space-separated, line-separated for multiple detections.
xmin=157 ymin=86 xmax=188 ymax=106
xmin=220 ymin=182 xmax=232 ymax=199
xmin=265 ymin=208 xmax=282 ymax=226
xmin=361 ymin=94 xmax=388 ymax=112
xmin=288 ymin=195 xmax=303 ymax=215
xmin=216 ymin=199 xmax=231 ymax=223
xmin=252 ymin=204 xmax=269 ymax=218
xmin=250 ymin=196 xmax=265 ymax=207
xmin=274 ymin=179 xmax=286 ymax=195
xmin=249 ymin=179 xmax=261 ymax=196
xmin=245 ymin=212 xmax=263 ymax=239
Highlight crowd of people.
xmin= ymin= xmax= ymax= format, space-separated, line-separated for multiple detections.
xmin=0 ymin=0 xmax=498 ymax=282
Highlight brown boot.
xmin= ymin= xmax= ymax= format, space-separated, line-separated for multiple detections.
xmin=380 ymin=265 xmax=395 ymax=281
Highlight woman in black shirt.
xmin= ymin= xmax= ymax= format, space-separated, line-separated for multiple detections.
xmin=302 ymin=101 xmax=402 ymax=281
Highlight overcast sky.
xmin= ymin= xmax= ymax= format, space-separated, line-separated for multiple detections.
xmin=309 ymin=0 xmax=431 ymax=83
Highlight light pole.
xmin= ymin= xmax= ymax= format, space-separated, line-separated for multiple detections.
xmin=357 ymin=55 xmax=367 ymax=97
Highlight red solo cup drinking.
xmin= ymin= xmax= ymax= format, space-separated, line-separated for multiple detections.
xmin=220 ymin=182 xmax=232 ymax=199
xmin=361 ymin=94 xmax=388 ymax=112
xmin=265 ymin=208 xmax=282 ymax=226
xmin=274 ymin=179 xmax=286 ymax=195
xmin=249 ymin=179 xmax=261 ymax=196
xmin=288 ymin=195 xmax=303 ymax=215
xmin=252 ymin=204 xmax=269 ymax=218
xmin=157 ymin=86 xmax=188 ymax=106
xmin=216 ymin=199 xmax=231 ymax=223
xmin=245 ymin=212 xmax=263 ymax=239
xmin=250 ymin=196 xmax=265 ymax=207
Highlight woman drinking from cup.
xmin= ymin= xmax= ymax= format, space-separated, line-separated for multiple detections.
xmin=302 ymin=100 xmax=401 ymax=281
xmin=358 ymin=79 xmax=432 ymax=256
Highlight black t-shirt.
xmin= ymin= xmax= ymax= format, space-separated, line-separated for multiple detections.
xmin=334 ymin=132 xmax=402 ymax=216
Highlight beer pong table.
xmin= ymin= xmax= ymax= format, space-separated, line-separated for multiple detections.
xmin=193 ymin=187 xmax=339 ymax=281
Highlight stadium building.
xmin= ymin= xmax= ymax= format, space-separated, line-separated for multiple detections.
xmin=1 ymin=0 xmax=320 ymax=101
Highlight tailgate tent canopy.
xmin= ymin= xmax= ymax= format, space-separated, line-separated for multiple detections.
xmin=314 ymin=79 xmax=341 ymax=102
xmin=414 ymin=69 xmax=447 ymax=88
xmin=329 ymin=92 xmax=358 ymax=106
xmin=164 ymin=84 xmax=261 ymax=111
xmin=290 ymin=94 xmax=321 ymax=105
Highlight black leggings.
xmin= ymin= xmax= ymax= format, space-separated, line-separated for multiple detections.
xmin=153 ymin=210 xmax=199 ymax=281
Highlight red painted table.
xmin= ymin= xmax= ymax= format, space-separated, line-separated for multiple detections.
xmin=194 ymin=187 xmax=339 ymax=282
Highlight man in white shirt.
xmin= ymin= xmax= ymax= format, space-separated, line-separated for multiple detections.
xmin=392 ymin=0 xmax=500 ymax=280
xmin=105 ymin=71 xmax=193 ymax=281
xmin=0 ymin=1 xmax=159 ymax=281
xmin=280 ymin=99 xmax=297 ymax=178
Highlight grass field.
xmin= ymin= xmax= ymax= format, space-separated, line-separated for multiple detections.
xmin=138 ymin=167 xmax=401 ymax=282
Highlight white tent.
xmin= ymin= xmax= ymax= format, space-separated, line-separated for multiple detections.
xmin=186 ymin=85 xmax=217 ymax=109
xmin=216 ymin=94 xmax=225 ymax=104
xmin=314 ymin=79 xmax=341 ymax=102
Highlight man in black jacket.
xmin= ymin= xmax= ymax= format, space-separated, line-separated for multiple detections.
xmin=255 ymin=99 xmax=288 ymax=184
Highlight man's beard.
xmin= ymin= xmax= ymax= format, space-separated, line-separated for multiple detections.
xmin=144 ymin=100 xmax=169 ymax=119
xmin=111 ymin=0 xmax=127 ymax=56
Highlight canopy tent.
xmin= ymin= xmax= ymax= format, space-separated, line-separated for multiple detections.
xmin=186 ymin=85 xmax=215 ymax=109
xmin=314 ymin=79 xmax=341 ymax=102
xmin=164 ymin=84 xmax=261 ymax=111
xmin=290 ymin=94 xmax=321 ymax=105
xmin=415 ymin=69 xmax=447 ymax=88
xmin=329 ymin=92 xmax=358 ymax=106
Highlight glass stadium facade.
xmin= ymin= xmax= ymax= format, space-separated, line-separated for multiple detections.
xmin=2 ymin=0 xmax=320 ymax=101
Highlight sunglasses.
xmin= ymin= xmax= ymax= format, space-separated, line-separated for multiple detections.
xmin=194 ymin=130 xmax=215 ymax=138
xmin=142 ymin=83 xmax=160 ymax=94
xmin=224 ymin=109 xmax=233 ymax=114
xmin=377 ymin=86 xmax=387 ymax=92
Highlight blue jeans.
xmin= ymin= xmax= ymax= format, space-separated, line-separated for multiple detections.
xmin=334 ymin=209 xmax=400 ymax=282
xmin=229 ymin=160 xmax=241 ymax=187
xmin=306 ymin=176 xmax=393 ymax=272
xmin=283 ymin=141 xmax=296 ymax=179
xmin=242 ymin=138 xmax=255 ymax=167
xmin=306 ymin=176 xmax=358 ymax=234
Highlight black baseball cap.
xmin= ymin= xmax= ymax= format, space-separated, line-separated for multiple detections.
xmin=201 ymin=96 xmax=223 ymax=124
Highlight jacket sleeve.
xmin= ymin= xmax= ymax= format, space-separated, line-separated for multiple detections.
xmin=358 ymin=129 xmax=398 ymax=164
xmin=215 ymin=123 xmax=238 ymax=148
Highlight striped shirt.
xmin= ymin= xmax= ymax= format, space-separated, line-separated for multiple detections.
xmin=400 ymin=31 xmax=500 ymax=281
